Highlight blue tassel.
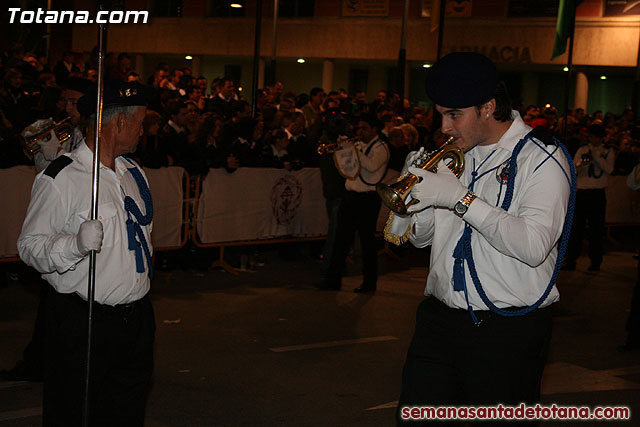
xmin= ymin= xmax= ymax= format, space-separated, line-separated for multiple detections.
xmin=134 ymin=241 xmax=145 ymax=273
xmin=452 ymin=228 xmax=469 ymax=292
xmin=126 ymin=219 xmax=137 ymax=251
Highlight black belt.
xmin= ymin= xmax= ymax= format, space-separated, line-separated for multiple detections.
xmin=429 ymin=296 xmax=545 ymax=324
xmin=57 ymin=290 xmax=147 ymax=318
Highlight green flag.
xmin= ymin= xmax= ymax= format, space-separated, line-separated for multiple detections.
xmin=551 ymin=0 xmax=580 ymax=60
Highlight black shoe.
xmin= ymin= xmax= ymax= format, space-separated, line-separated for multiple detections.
xmin=0 ymin=360 xmax=43 ymax=382
xmin=354 ymin=285 xmax=376 ymax=294
xmin=587 ymin=263 xmax=600 ymax=272
xmin=617 ymin=342 xmax=640 ymax=352
xmin=314 ymin=281 xmax=341 ymax=291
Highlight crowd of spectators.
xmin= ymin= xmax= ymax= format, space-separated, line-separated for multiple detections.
xmin=1 ymin=43 xmax=640 ymax=181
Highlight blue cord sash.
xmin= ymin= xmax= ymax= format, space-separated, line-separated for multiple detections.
xmin=124 ymin=166 xmax=154 ymax=279
xmin=452 ymin=129 xmax=577 ymax=324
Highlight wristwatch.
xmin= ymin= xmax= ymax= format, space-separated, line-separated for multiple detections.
xmin=453 ymin=190 xmax=477 ymax=217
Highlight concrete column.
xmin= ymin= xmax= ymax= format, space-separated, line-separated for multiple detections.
xmin=404 ymin=66 xmax=410 ymax=99
xmin=191 ymin=55 xmax=203 ymax=77
xmin=258 ymin=58 xmax=265 ymax=89
xmin=574 ymin=71 xmax=589 ymax=112
xmin=134 ymin=54 xmax=144 ymax=77
xmin=322 ymin=59 xmax=335 ymax=93
xmin=521 ymin=72 xmax=540 ymax=107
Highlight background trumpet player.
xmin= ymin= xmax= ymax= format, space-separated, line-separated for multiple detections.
xmin=24 ymin=77 xmax=91 ymax=172
xmin=563 ymin=123 xmax=614 ymax=271
xmin=317 ymin=114 xmax=389 ymax=293
xmin=393 ymin=52 xmax=573 ymax=422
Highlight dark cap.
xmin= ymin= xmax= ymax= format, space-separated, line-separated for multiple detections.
xmin=426 ymin=52 xmax=499 ymax=109
xmin=587 ymin=123 xmax=607 ymax=138
xmin=77 ymin=80 xmax=148 ymax=117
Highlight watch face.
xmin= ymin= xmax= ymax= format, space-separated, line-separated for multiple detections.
xmin=455 ymin=202 xmax=466 ymax=215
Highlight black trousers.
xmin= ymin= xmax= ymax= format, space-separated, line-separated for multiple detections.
xmin=325 ymin=190 xmax=381 ymax=288
xmin=627 ymin=258 xmax=640 ymax=345
xmin=566 ymin=188 xmax=606 ymax=267
xmin=398 ymin=297 xmax=552 ymax=424
xmin=43 ymin=288 xmax=155 ymax=427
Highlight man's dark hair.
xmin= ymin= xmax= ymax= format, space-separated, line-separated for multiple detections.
xmin=166 ymin=99 xmax=187 ymax=118
xmin=476 ymin=81 xmax=511 ymax=122
xmin=310 ymin=87 xmax=324 ymax=98
xmin=359 ymin=114 xmax=382 ymax=131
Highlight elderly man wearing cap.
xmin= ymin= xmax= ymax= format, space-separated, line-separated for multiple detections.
xmin=562 ymin=123 xmax=613 ymax=271
xmin=390 ymin=52 xmax=573 ymax=419
xmin=18 ymin=81 xmax=154 ymax=426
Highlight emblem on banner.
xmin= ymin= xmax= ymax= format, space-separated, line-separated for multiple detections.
xmin=333 ymin=142 xmax=361 ymax=180
xmin=271 ymin=175 xmax=303 ymax=225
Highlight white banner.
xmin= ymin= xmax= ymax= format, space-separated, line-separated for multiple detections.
xmin=196 ymin=168 xmax=329 ymax=244
xmin=143 ymin=166 xmax=185 ymax=249
xmin=0 ymin=165 xmax=37 ymax=259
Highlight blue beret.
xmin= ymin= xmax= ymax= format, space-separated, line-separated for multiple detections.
xmin=426 ymin=52 xmax=499 ymax=109
xmin=77 ymin=80 xmax=148 ymax=117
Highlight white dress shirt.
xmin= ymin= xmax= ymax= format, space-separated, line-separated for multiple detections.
xmin=409 ymin=112 xmax=571 ymax=310
xmin=18 ymin=141 xmax=153 ymax=306
xmin=345 ymin=136 xmax=389 ymax=192
xmin=574 ymin=144 xmax=614 ymax=189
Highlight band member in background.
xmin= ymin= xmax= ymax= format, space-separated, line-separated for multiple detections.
xmin=388 ymin=52 xmax=572 ymax=421
xmin=319 ymin=114 xmax=389 ymax=293
xmin=563 ymin=123 xmax=614 ymax=272
xmin=26 ymin=77 xmax=92 ymax=172
xmin=18 ymin=81 xmax=155 ymax=426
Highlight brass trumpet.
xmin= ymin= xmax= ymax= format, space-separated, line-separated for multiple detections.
xmin=376 ymin=137 xmax=465 ymax=215
xmin=20 ymin=117 xmax=74 ymax=160
xmin=316 ymin=136 xmax=359 ymax=155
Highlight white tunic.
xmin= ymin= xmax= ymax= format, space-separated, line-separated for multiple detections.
xmin=345 ymin=136 xmax=389 ymax=192
xmin=573 ymin=144 xmax=614 ymax=190
xmin=18 ymin=141 xmax=153 ymax=306
xmin=409 ymin=113 xmax=571 ymax=310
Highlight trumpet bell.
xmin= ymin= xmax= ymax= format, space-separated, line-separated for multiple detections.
xmin=20 ymin=117 xmax=74 ymax=160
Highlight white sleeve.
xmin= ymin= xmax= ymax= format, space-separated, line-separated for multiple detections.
xmin=408 ymin=207 xmax=435 ymax=248
xmin=628 ymin=164 xmax=640 ymax=190
xmin=359 ymin=142 xmax=389 ymax=174
xmin=18 ymin=175 xmax=84 ymax=275
xmin=462 ymin=155 xmax=570 ymax=267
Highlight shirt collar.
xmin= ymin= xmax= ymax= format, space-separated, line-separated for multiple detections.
xmin=75 ymin=140 xmax=129 ymax=178
xmin=168 ymin=120 xmax=185 ymax=134
xmin=469 ymin=110 xmax=530 ymax=159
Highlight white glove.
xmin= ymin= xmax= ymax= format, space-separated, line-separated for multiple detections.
xmin=37 ymin=130 xmax=61 ymax=161
xmin=401 ymin=147 xmax=425 ymax=176
xmin=407 ymin=160 xmax=468 ymax=213
xmin=22 ymin=119 xmax=60 ymax=161
xmin=75 ymin=220 xmax=103 ymax=256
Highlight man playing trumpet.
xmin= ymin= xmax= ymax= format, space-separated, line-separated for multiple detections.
xmin=23 ymin=77 xmax=91 ymax=172
xmin=392 ymin=53 xmax=574 ymax=421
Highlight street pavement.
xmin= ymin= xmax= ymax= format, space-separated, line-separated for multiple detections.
xmin=1 ymin=236 xmax=639 ymax=426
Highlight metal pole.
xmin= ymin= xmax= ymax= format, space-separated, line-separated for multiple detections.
xmin=631 ymin=28 xmax=640 ymax=120
xmin=83 ymin=14 xmax=107 ymax=427
xmin=397 ymin=0 xmax=409 ymax=103
xmin=267 ymin=0 xmax=278 ymax=86
xmin=436 ymin=0 xmax=446 ymax=60
xmin=562 ymin=26 xmax=576 ymax=141
xmin=251 ymin=0 xmax=263 ymax=118
xmin=46 ymin=0 xmax=52 ymax=65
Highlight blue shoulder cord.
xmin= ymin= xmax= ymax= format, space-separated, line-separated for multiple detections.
xmin=452 ymin=134 xmax=577 ymax=324
xmin=124 ymin=165 xmax=154 ymax=279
